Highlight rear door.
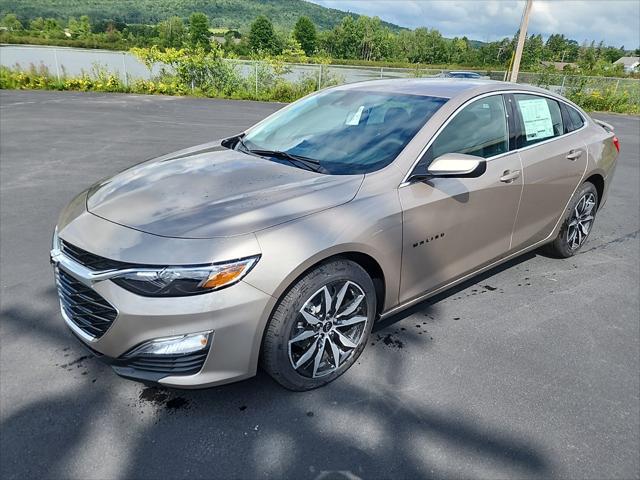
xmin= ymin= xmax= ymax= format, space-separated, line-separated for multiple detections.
xmin=509 ymin=93 xmax=588 ymax=249
xmin=398 ymin=94 xmax=523 ymax=303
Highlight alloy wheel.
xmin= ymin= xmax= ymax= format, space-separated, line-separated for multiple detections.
xmin=567 ymin=192 xmax=596 ymax=250
xmin=288 ymin=280 xmax=368 ymax=378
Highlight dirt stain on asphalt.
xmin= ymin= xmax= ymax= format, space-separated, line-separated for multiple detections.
xmin=58 ymin=354 xmax=93 ymax=369
xmin=451 ymin=283 xmax=505 ymax=300
xmin=382 ymin=333 xmax=404 ymax=349
xmin=371 ymin=332 xmax=404 ymax=349
xmin=166 ymin=397 xmax=190 ymax=410
xmin=57 ymin=354 xmax=94 ymax=377
xmin=138 ymin=387 xmax=191 ymax=413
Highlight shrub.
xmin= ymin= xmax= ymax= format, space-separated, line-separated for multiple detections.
xmin=568 ymin=88 xmax=638 ymax=114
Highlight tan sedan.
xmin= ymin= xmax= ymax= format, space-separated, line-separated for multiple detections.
xmin=51 ymin=79 xmax=619 ymax=390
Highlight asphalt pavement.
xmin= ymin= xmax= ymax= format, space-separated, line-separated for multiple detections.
xmin=1 ymin=90 xmax=638 ymax=479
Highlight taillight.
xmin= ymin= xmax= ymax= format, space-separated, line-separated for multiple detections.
xmin=613 ymin=136 xmax=620 ymax=152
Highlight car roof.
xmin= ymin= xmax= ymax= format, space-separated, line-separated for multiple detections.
xmin=337 ymin=78 xmax=505 ymax=99
xmin=335 ymin=78 xmax=555 ymax=101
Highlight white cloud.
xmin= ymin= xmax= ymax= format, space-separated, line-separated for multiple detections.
xmin=308 ymin=0 xmax=640 ymax=47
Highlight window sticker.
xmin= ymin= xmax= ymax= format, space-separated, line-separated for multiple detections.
xmin=346 ymin=105 xmax=365 ymax=125
xmin=518 ymin=98 xmax=554 ymax=141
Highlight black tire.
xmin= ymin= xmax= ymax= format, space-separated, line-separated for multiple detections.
xmin=543 ymin=181 xmax=598 ymax=258
xmin=261 ymin=259 xmax=376 ymax=391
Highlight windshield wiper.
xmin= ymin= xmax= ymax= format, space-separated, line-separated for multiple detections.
xmin=247 ymin=149 xmax=324 ymax=173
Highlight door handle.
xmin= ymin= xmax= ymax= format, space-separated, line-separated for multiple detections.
xmin=500 ymin=170 xmax=521 ymax=183
xmin=566 ymin=150 xmax=583 ymax=161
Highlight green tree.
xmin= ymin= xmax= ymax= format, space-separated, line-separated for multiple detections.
xmin=545 ymin=35 xmax=581 ymax=63
xmin=601 ymin=46 xmax=625 ymax=63
xmin=293 ymin=16 xmax=317 ymax=56
xmin=281 ymin=34 xmax=307 ymax=61
xmin=222 ymin=30 xmax=239 ymax=52
xmin=331 ymin=16 xmax=360 ymax=59
xmin=449 ymin=37 xmax=470 ymax=64
xmin=248 ymin=15 xmax=280 ymax=54
xmin=44 ymin=18 xmax=63 ymax=35
xmin=478 ymin=38 xmax=513 ymax=67
xmin=68 ymin=15 xmax=91 ymax=38
xmin=159 ymin=16 xmax=185 ymax=48
xmin=188 ymin=12 xmax=210 ymax=51
xmin=1 ymin=13 xmax=22 ymax=31
xmin=356 ymin=16 xmax=389 ymax=61
xmin=522 ymin=33 xmax=544 ymax=68
xmin=578 ymin=41 xmax=598 ymax=71
xmin=406 ymin=28 xmax=447 ymax=64
xmin=30 ymin=17 xmax=45 ymax=31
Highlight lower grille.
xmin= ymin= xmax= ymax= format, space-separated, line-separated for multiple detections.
xmin=124 ymin=350 xmax=209 ymax=376
xmin=56 ymin=268 xmax=117 ymax=339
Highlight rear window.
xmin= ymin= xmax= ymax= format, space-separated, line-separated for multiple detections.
xmin=514 ymin=94 xmax=564 ymax=148
xmin=566 ymin=106 xmax=585 ymax=132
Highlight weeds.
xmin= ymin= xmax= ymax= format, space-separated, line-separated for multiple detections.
xmin=0 ymin=50 xmax=635 ymax=113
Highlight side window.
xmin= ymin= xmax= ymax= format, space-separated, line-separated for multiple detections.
xmin=514 ymin=94 xmax=564 ymax=147
xmin=425 ymin=95 xmax=509 ymax=163
xmin=566 ymin=105 xmax=585 ymax=132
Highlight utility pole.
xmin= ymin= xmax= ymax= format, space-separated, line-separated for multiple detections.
xmin=510 ymin=0 xmax=533 ymax=83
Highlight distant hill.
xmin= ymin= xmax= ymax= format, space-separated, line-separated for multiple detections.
xmin=0 ymin=0 xmax=407 ymax=32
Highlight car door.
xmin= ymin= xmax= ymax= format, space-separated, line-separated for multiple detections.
xmin=508 ymin=93 xmax=588 ymax=250
xmin=398 ymin=94 xmax=523 ymax=303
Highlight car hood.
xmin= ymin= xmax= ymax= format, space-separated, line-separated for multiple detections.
xmin=86 ymin=143 xmax=364 ymax=238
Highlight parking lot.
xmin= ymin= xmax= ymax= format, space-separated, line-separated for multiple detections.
xmin=1 ymin=90 xmax=638 ymax=479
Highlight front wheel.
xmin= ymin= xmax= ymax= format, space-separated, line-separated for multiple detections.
xmin=543 ymin=182 xmax=598 ymax=258
xmin=261 ymin=260 xmax=376 ymax=391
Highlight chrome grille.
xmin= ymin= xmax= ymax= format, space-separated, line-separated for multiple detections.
xmin=56 ymin=268 xmax=117 ymax=339
xmin=60 ymin=240 xmax=133 ymax=271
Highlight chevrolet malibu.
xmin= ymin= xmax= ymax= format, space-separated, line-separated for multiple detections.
xmin=51 ymin=79 xmax=619 ymax=390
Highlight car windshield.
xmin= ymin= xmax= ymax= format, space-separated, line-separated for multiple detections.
xmin=241 ymin=89 xmax=448 ymax=174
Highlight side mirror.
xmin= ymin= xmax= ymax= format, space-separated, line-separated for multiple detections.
xmin=426 ymin=153 xmax=486 ymax=178
xmin=220 ymin=133 xmax=244 ymax=149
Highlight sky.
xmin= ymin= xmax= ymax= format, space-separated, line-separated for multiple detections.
xmin=308 ymin=0 xmax=640 ymax=48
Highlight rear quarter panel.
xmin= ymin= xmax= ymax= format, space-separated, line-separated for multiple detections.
xmin=583 ymin=120 xmax=618 ymax=207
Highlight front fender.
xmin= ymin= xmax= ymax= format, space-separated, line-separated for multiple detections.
xmin=247 ymin=191 xmax=403 ymax=313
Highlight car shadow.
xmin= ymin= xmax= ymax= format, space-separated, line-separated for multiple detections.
xmin=374 ymin=251 xmax=537 ymax=333
xmin=1 ymin=273 xmax=551 ymax=479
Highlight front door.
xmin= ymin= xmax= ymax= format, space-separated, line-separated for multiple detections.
xmin=398 ymin=94 xmax=523 ymax=303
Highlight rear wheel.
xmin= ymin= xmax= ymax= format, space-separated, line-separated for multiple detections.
xmin=543 ymin=182 xmax=598 ymax=258
xmin=261 ymin=260 xmax=376 ymax=391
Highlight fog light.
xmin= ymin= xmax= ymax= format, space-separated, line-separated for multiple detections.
xmin=126 ymin=331 xmax=212 ymax=357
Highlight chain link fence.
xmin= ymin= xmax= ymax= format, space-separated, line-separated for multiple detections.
xmin=230 ymin=59 xmax=639 ymax=106
xmin=2 ymin=45 xmax=638 ymax=107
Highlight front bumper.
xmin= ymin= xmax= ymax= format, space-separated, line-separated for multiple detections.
xmin=51 ymin=250 xmax=274 ymax=389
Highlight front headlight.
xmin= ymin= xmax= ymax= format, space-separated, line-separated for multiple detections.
xmin=111 ymin=255 xmax=260 ymax=297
